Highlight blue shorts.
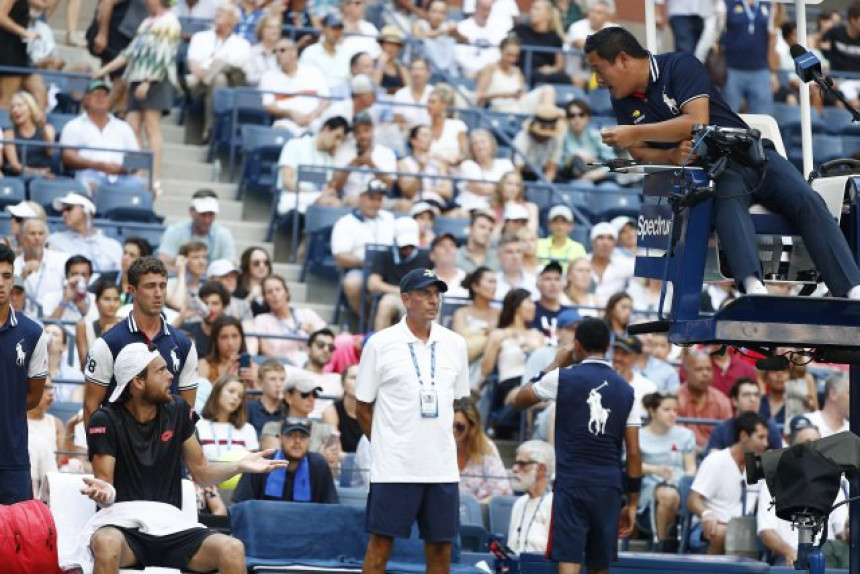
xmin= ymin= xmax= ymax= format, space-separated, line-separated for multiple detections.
xmin=550 ymin=486 xmax=621 ymax=569
xmin=365 ymin=482 xmax=459 ymax=542
xmin=0 ymin=468 xmax=32 ymax=505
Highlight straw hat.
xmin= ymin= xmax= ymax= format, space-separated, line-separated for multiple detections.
xmin=378 ymin=25 xmax=406 ymax=45
xmin=528 ymin=104 xmax=565 ymax=138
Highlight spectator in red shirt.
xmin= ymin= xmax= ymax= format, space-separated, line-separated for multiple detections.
xmin=680 ymin=345 xmax=757 ymax=397
xmin=677 ymin=351 xmax=733 ymax=451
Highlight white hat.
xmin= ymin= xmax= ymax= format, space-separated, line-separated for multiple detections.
xmin=350 ymin=74 xmax=376 ymax=96
xmin=207 ymin=259 xmax=238 ymax=277
xmin=394 ymin=217 xmax=420 ymax=247
xmin=610 ymin=215 xmax=635 ymax=232
xmin=109 ymin=343 xmax=161 ymax=402
xmin=548 ymin=205 xmax=574 ymax=222
xmin=5 ymin=201 xmax=37 ymax=219
xmin=52 ymin=192 xmax=95 ymax=215
xmin=191 ymin=196 xmax=220 ymax=214
xmin=410 ymin=201 xmax=439 ymax=218
xmin=503 ymin=203 xmax=530 ymax=221
xmin=590 ymin=221 xmax=618 ymax=241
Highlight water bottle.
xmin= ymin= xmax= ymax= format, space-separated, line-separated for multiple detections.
xmin=212 ymin=159 xmax=221 ymax=183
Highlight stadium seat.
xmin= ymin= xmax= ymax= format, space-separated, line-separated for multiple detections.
xmin=588 ymin=88 xmax=613 ymax=116
xmin=359 ymin=243 xmax=392 ymax=333
xmin=47 ymin=113 xmax=76 ymax=136
xmin=459 ymin=492 xmax=483 ymax=527
xmin=95 ymin=185 xmax=160 ymax=223
xmin=439 ymin=296 xmax=471 ymax=328
xmin=488 ymin=494 xmax=517 ymax=536
xmin=207 ymin=87 xmax=236 ymax=161
xmin=47 ymin=400 xmax=81 ymax=424
xmin=549 ymin=84 xmax=588 ymax=107
xmin=334 ymin=485 xmax=367 ymax=506
xmin=29 ymin=177 xmax=89 ymax=216
xmin=299 ymin=205 xmax=351 ymax=282
xmin=0 ymin=177 xmax=26 ymax=209
xmin=812 ymin=134 xmax=845 ymax=164
xmin=460 ymin=524 xmax=490 ymax=552
xmin=237 ymin=125 xmax=292 ymax=199
xmin=434 ymin=216 xmax=470 ymax=242
xmin=588 ymin=184 xmax=641 ymax=222
xmin=822 ymin=106 xmax=850 ymax=134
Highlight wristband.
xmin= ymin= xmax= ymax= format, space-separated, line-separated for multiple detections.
xmin=626 ymin=474 xmax=642 ymax=493
xmin=97 ymin=482 xmax=116 ymax=508
xmin=701 ymin=509 xmax=714 ymax=519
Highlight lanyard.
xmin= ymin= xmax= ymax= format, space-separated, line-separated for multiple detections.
xmin=741 ymin=0 xmax=761 ymax=35
xmin=516 ymin=489 xmax=548 ymax=550
xmin=207 ymin=420 xmax=233 ymax=457
xmin=408 ymin=341 xmax=436 ymax=388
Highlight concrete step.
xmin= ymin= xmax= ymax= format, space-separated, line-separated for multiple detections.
xmin=162 ymin=124 xmax=188 ymax=145
xmin=163 ymin=159 xmax=216 ymax=181
xmin=48 ymin=0 xmax=98 ymax=32
xmin=164 ymin=142 xmax=208 ymax=163
xmin=272 ymin=263 xmax=301 ymax=282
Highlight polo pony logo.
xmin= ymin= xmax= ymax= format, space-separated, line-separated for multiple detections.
xmin=170 ymin=348 xmax=180 ymax=372
xmin=587 ymin=382 xmax=610 ymax=436
xmin=15 ymin=340 xmax=25 ymax=367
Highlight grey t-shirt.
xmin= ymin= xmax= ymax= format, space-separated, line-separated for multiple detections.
xmin=639 ymin=424 xmax=696 ymax=511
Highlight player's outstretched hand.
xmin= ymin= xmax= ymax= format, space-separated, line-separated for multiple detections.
xmin=81 ymin=476 xmax=115 ymax=505
xmin=238 ymin=449 xmax=290 ymax=474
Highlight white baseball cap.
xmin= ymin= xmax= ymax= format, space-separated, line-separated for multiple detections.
xmin=109 ymin=342 xmax=162 ymax=403
xmin=410 ymin=201 xmax=439 ymax=218
xmin=394 ymin=217 xmax=420 ymax=247
xmin=207 ymin=259 xmax=238 ymax=278
xmin=548 ymin=205 xmax=574 ymax=222
xmin=590 ymin=221 xmax=618 ymax=241
xmin=6 ymin=201 xmax=38 ymax=219
xmin=191 ymin=196 xmax=219 ymax=214
xmin=52 ymin=192 xmax=96 ymax=215
xmin=503 ymin=203 xmax=530 ymax=221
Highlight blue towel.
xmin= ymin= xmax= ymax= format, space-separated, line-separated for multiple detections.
xmin=264 ymin=451 xmax=311 ymax=501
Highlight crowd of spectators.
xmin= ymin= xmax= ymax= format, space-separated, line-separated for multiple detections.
xmin=3 ymin=0 xmax=860 ymax=567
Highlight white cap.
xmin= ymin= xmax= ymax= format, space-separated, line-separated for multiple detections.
xmin=192 ymin=196 xmax=220 ymax=214
xmin=610 ymin=215 xmax=635 ymax=232
xmin=503 ymin=203 xmax=530 ymax=221
xmin=548 ymin=205 xmax=574 ymax=222
xmin=394 ymin=217 xmax=420 ymax=247
xmin=350 ymin=74 xmax=376 ymax=96
xmin=590 ymin=221 xmax=618 ymax=241
xmin=52 ymin=192 xmax=95 ymax=215
xmin=410 ymin=201 xmax=439 ymax=218
xmin=110 ymin=342 xmax=162 ymax=403
xmin=6 ymin=201 xmax=37 ymax=219
xmin=207 ymin=258 xmax=238 ymax=277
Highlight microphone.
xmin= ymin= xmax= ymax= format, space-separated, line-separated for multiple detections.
xmin=790 ymin=44 xmax=825 ymax=85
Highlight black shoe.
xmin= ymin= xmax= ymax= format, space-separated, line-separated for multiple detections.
xmin=657 ymin=539 xmax=679 ymax=553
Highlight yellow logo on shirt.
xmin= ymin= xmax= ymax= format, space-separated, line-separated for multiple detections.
xmin=632 ymin=110 xmax=641 ymax=118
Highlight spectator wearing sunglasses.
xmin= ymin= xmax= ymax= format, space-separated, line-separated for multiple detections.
xmin=260 ymin=376 xmax=341 ymax=458
xmin=558 ymin=98 xmax=616 ymax=183
xmin=454 ymin=398 xmax=512 ymax=503
xmin=285 ymin=328 xmax=344 ymax=418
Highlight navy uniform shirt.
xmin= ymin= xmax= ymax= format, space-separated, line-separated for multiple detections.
xmin=610 ymin=52 xmax=747 ymax=150
xmin=533 ymin=359 xmax=641 ymax=492
xmin=0 ymin=309 xmax=48 ymax=470
xmin=722 ymin=0 xmax=772 ymax=71
xmin=85 ymin=312 xmax=199 ymax=405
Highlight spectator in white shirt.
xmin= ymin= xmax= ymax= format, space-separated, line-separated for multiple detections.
xmin=587 ymin=222 xmax=634 ymax=302
xmin=339 ymin=0 xmax=380 ymax=60
xmin=611 ymin=335 xmax=658 ymax=408
xmin=261 ymin=37 xmax=330 ymax=136
xmin=804 ymin=373 xmax=850 ymax=438
xmin=508 ymin=440 xmax=554 ymax=554
xmin=14 ymin=218 xmax=68 ymax=306
xmin=47 ymin=193 xmax=123 ymax=273
xmin=687 ymin=411 xmax=769 ymax=555
xmin=411 ymin=0 xmax=458 ymax=77
xmin=277 ymin=115 xmax=349 ymax=215
xmin=59 ymin=80 xmax=147 ymax=193
xmin=314 ymin=74 xmax=379 ymax=136
xmin=41 ymin=255 xmax=98 ymax=324
xmin=392 ymin=58 xmax=433 ymax=131
xmin=299 ymin=13 xmax=352 ymax=92
xmin=495 ymin=235 xmax=537 ymax=300
xmin=331 ymin=111 xmax=397 ymax=206
xmin=567 ymin=0 xmax=617 ymax=49
xmin=243 ymin=14 xmax=282 ymax=86
xmin=331 ymin=179 xmax=395 ymax=312
xmin=455 ymin=0 xmax=507 ymax=78
xmin=185 ymin=2 xmax=251 ymax=139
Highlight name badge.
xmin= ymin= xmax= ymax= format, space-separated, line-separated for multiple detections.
xmin=419 ymin=389 xmax=438 ymax=418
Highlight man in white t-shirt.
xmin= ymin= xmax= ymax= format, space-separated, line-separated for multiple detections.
xmin=611 ymin=335 xmax=657 ymax=408
xmin=331 ymin=112 xmax=397 ymax=205
xmin=688 ymin=411 xmax=768 ymax=555
xmin=261 ymin=38 xmax=330 ymax=136
xmin=508 ymin=440 xmax=554 ymax=555
xmin=356 ymin=268 xmax=470 ymax=574
xmin=757 ymin=418 xmax=847 ymax=566
xmin=461 ymin=0 xmax=518 ymax=32
xmin=277 ymin=116 xmax=349 ymax=214
xmin=340 ymin=0 xmax=380 ymax=60
xmin=804 ymin=373 xmax=850 ymax=438
xmin=588 ymin=222 xmax=634 ymax=302
xmin=298 ymin=14 xmax=352 ymax=92
xmin=454 ymin=0 xmax=507 ymax=78
xmin=331 ymin=179 xmax=395 ymax=312
xmin=495 ymin=235 xmax=537 ymax=300
xmin=392 ymin=58 xmax=433 ymax=130
xmin=567 ymin=0 xmax=617 ymax=49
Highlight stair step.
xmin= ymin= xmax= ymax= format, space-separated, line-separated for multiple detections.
xmin=163 ymin=143 xmax=208 ymax=162
xmin=272 ymin=263 xmax=301 ymax=282
xmin=162 ymin=124 xmax=188 ymax=145
xmin=162 ymin=159 xmax=215 ymax=181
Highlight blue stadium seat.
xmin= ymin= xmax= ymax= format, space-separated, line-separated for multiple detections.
xmin=299 ymin=205 xmax=352 ymax=282
xmin=95 ymin=185 xmax=160 ymax=223
xmin=117 ymin=222 xmax=166 ymax=252
xmin=335 ymin=486 xmax=368 ymax=506
xmin=588 ymin=88 xmax=613 ymax=116
xmin=488 ymin=494 xmax=517 ymax=537
xmin=207 ymin=88 xmax=236 ymax=161
xmin=821 ymin=106 xmax=850 ymax=134
xmin=434 ymin=216 xmax=470 ymax=242
xmin=553 ymin=182 xmax=596 ymax=222
xmin=0 ymin=178 xmax=26 ymax=209
xmin=29 ymin=177 xmax=88 ymax=216
xmin=47 ymin=113 xmax=76 ymax=136
xmin=588 ymin=184 xmax=641 ymax=222
xmin=439 ymin=296 xmax=471 ymax=329
xmin=237 ymin=125 xmax=292 ymax=199
xmin=460 ymin=524 xmax=490 ymax=552
xmin=459 ymin=492 xmax=483 ymax=527
xmin=549 ymin=84 xmax=587 ymax=107
xmin=0 ymin=109 xmax=9 ymax=129
xmin=486 ymin=112 xmax=527 ymax=141
xmin=812 ymin=134 xmax=844 ymax=164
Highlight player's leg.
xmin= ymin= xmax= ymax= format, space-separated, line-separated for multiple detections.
xmin=185 ymin=532 xmax=246 ymax=574
xmin=90 ymin=527 xmax=138 ymax=573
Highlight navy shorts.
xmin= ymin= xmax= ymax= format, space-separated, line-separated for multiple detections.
xmin=0 ymin=468 xmax=32 ymax=505
xmin=365 ymin=482 xmax=459 ymax=542
xmin=550 ymin=486 xmax=621 ymax=569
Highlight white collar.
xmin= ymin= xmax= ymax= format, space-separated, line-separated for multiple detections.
xmin=398 ymin=316 xmax=438 ymax=345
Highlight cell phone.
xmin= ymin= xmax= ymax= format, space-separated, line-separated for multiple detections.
xmin=323 ymin=433 xmax=339 ymax=450
xmin=239 ymin=353 xmax=251 ymax=369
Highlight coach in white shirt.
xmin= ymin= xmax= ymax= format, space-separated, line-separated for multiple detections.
xmin=356 ymin=268 xmax=470 ymax=574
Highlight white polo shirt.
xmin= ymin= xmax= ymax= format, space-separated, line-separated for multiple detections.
xmin=392 ymin=85 xmax=433 ymax=128
xmin=14 ymin=249 xmax=69 ymax=305
xmin=259 ymin=64 xmax=330 ymax=116
xmin=330 ymin=208 xmax=395 ymax=263
xmin=186 ymin=29 xmax=251 ymax=70
xmin=690 ymin=447 xmax=759 ymax=523
xmin=335 ymin=143 xmax=398 ymax=200
xmin=340 ymin=20 xmax=381 ymax=60
xmin=356 ymin=317 xmax=470 ymax=483
xmin=299 ymin=41 xmax=352 ymax=90
xmin=59 ymin=113 xmax=140 ymax=167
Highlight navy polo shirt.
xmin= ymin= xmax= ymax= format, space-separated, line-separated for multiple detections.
xmin=0 ymin=309 xmax=48 ymax=469
xmin=722 ymin=0 xmax=771 ymax=71
xmin=610 ymin=52 xmax=747 ymax=150
xmin=85 ymin=312 xmax=198 ymax=405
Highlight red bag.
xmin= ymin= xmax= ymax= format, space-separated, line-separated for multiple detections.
xmin=0 ymin=499 xmax=63 ymax=574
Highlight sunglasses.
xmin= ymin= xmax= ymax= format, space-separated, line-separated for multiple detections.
xmin=567 ymin=112 xmax=588 ymax=118
xmin=251 ymin=259 xmax=270 ymax=267
xmin=453 ymin=422 xmax=468 ymax=433
xmin=298 ymin=390 xmax=319 ymax=399
xmin=314 ymin=341 xmax=336 ymax=351
xmin=61 ymin=205 xmax=76 ymax=213
xmin=512 ymin=460 xmax=538 ymax=469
